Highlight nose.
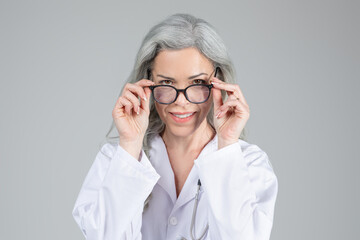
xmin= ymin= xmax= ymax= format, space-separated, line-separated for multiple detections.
xmin=174 ymin=91 xmax=189 ymax=106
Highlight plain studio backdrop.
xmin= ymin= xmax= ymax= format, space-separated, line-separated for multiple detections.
xmin=0 ymin=0 xmax=359 ymax=239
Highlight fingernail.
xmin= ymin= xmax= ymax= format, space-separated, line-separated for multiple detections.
xmin=144 ymin=96 xmax=147 ymax=101
xmin=137 ymin=107 xmax=140 ymax=114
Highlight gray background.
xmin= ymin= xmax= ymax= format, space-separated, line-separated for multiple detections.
xmin=0 ymin=0 xmax=359 ymax=239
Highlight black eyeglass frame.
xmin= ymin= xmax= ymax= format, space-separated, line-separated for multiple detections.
xmin=149 ymin=84 xmax=213 ymax=104
xmin=148 ymin=67 xmax=220 ymax=105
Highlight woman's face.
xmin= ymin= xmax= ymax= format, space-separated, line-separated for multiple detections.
xmin=151 ymin=47 xmax=214 ymax=138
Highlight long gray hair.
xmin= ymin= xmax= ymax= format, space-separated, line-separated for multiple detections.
xmin=101 ymin=13 xmax=246 ymax=155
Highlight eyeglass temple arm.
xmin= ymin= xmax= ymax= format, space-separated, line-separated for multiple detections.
xmin=214 ymin=67 xmax=219 ymax=78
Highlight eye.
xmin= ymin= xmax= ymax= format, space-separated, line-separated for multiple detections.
xmin=193 ymin=79 xmax=206 ymax=84
xmin=159 ymin=80 xmax=173 ymax=85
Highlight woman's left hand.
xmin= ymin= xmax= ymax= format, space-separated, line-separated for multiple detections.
xmin=211 ymin=77 xmax=250 ymax=149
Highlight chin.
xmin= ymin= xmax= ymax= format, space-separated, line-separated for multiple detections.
xmin=164 ymin=124 xmax=198 ymax=137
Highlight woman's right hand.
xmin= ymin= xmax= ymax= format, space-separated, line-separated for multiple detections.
xmin=112 ymin=79 xmax=154 ymax=159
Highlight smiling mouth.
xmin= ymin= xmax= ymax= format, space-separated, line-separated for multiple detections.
xmin=170 ymin=112 xmax=196 ymax=119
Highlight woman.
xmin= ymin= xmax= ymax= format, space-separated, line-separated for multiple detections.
xmin=72 ymin=13 xmax=278 ymax=240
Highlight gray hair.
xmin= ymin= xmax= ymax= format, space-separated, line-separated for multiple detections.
xmin=101 ymin=13 xmax=247 ymax=155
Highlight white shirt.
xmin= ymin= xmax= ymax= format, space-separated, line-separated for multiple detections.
xmin=72 ymin=134 xmax=278 ymax=240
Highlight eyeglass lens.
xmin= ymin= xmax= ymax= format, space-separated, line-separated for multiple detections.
xmin=153 ymin=85 xmax=210 ymax=104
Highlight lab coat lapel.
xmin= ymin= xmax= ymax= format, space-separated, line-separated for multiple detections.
xmin=148 ymin=135 xmax=177 ymax=204
xmin=172 ymin=164 xmax=201 ymax=212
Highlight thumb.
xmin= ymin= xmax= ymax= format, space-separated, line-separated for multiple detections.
xmin=140 ymin=87 xmax=152 ymax=114
xmin=212 ymin=87 xmax=223 ymax=112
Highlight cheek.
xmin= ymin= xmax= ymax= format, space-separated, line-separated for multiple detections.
xmin=203 ymin=96 xmax=213 ymax=113
xmin=198 ymin=101 xmax=213 ymax=119
xmin=155 ymin=103 xmax=166 ymax=121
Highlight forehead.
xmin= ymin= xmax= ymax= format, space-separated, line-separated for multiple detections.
xmin=152 ymin=47 xmax=213 ymax=77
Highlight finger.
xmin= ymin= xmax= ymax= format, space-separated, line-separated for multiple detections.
xmin=210 ymin=76 xmax=223 ymax=84
xmin=124 ymin=91 xmax=141 ymax=115
xmin=219 ymin=99 xmax=248 ymax=112
xmin=135 ymin=79 xmax=156 ymax=101
xmin=123 ymin=99 xmax=135 ymax=116
xmin=212 ymin=86 xmax=223 ymax=111
xmin=210 ymin=77 xmax=248 ymax=105
xmin=211 ymin=79 xmax=239 ymax=98
xmin=216 ymin=99 xmax=250 ymax=118
xmin=123 ymin=83 xmax=148 ymax=101
xmin=227 ymin=94 xmax=239 ymax=101
xmin=114 ymin=96 xmax=132 ymax=117
xmin=140 ymin=86 xmax=152 ymax=114
xmin=137 ymin=79 xmax=155 ymax=103
xmin=135 ymin=79 xmax=155 ymax=87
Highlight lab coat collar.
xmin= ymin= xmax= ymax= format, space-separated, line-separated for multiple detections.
xmin=148 ymin=134 xmax=218 ymax=211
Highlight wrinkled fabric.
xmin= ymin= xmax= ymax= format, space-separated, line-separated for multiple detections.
xmin=72 ymin=134 xmax=278 ymax=239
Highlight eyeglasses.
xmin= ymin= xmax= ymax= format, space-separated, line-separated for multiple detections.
xmin=149 ymin=67 xmax=219 ymax=104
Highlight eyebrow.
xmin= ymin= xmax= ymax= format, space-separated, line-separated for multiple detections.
xmin=156 ymin=73 xmax=208 ymax=80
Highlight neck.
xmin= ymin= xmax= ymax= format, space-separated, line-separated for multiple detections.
xmin=161 ymin=121 xmax=216 ymax=154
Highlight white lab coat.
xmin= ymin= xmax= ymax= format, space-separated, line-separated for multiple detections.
xmin=72 ymin=134 xmax=278 ymax=240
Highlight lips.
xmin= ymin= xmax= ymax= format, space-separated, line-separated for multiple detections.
xmin=169 ymin=112 xmax=196 ymax=123
xmin=171 ymin=112 xmax=195 ymax=118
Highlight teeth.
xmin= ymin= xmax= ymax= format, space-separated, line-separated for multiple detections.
xmin=173 ymin=113 xmax=194 ymax=118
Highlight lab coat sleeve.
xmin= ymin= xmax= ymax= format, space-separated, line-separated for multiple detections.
xmin=194 ymin=141 xmax=278 ymax=240
xmin=72 ymin=143 xmax=160 ymax=240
